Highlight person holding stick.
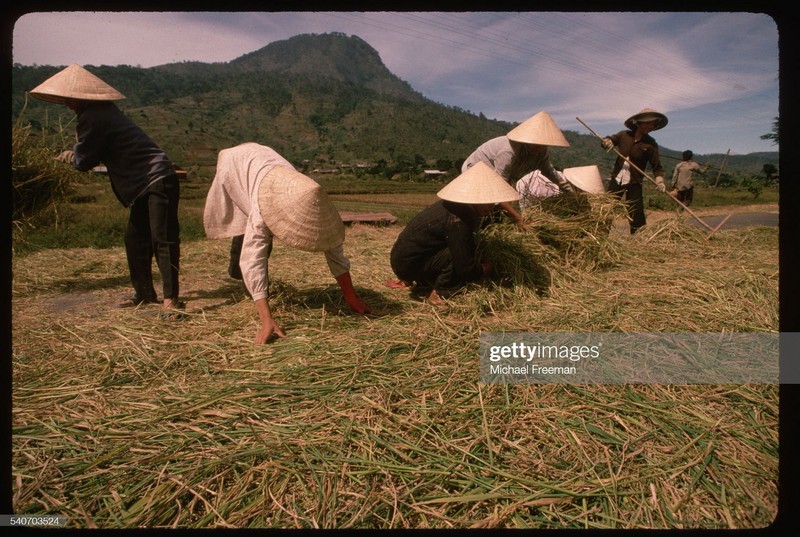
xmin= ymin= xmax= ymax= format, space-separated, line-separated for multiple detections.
xmin=204 ymin=143 xmax=371 ymax=344
xmin=670 ymin=150 xmax=707 ymax=207
xmin=462 ymin=111 xmax=573 ymax=227
xmin=600 ymin=108 xmax=668 ymax=234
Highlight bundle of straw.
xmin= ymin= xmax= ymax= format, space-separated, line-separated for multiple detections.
xmin=12 ymin=122 xmax=81 ymax=229
xmin=476 ymin=222 xmax=552 ymax=292
xmin=477 ymin=193 xmax=627 ymax=289
xmin=631 ymin=217 xmax=708 ymax=244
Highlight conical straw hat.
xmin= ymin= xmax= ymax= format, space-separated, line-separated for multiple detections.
xmin=258 ymin=166 xmax=345 ymax=252
xmin=29 ymin=64 xmax=126 ymax=105
xmin=562 ymin=165 xmax=606 ymax=194
xmin=437 ymin=161 xmax=521 ymax=204
xmin=624 ymin=108 xmax=668 ymax=130
xmin=506 ymin=111 xmax=570 ymax=147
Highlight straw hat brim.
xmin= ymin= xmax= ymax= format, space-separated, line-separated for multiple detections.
xmin=257 ymin=167 xmax=344 ymax=252
xmin=562 ymin=165 xmax=606 ymax=194
xmin=624 ymin=109 xmax=668 ymax=130
xmin=29 ymin=64 xmax=125 ymax=104
xmin=506 ymin=111 xmax=570 ymax=147
xmin=437 ymin=161 xmax=521 ymax=204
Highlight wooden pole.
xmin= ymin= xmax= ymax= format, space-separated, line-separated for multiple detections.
xmin=705 ymin=213 xmax=733 ymax=240
xmin=661 ymin=153 xmax=724 ymax=171
xmin=575 ymin=117 xmax=716 ymax=232
xmin=712 ymin=149 xmax=730 ymax=188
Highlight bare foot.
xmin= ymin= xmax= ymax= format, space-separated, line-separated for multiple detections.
xmin=385 ymin=280 xmax=411 ymax=289
xmin=425 ymin=289 xmax=445 ymax=305
xmin=162 ymin=298 xmax=182 ymax=309
xmin=160 ymin=299 xmax=186 ymax=320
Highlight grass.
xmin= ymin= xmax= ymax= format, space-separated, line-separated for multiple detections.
xmin=11 ymin=173 xmax=779 ymax=255
xmin=644 ymin=183 xmax=778 ymax=210
xmin=11 ymin=205 xmax=780 ymax=528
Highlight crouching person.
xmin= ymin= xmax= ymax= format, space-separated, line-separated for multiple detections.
xmin=387 ymin=161 xmax=521 ymax=304
xmin=204 ymin=143 xmax=371 ymax=343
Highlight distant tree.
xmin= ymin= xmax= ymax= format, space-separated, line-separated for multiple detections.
xmin=741 ymin=176 xmax=763 ymax=199
xmin=436 ymin=158 xmax=453 ymax=171
xmin=760 ymin=117 xmax=779 ymax=145
xmin=762 ymin=163 xmax=778 ymax=183
xmin=369 ymin=159 xmax=387 ymax=176
xmin=716 ymin=173 xmax=736 ymax=188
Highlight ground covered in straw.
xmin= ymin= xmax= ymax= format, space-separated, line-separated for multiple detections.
xmin=11 ymin=205 xmax=779 ymax=529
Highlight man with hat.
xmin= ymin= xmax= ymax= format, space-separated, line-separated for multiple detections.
xmin=670 ymin=150 xmax=707 ymax=207
xmin=29 ymin=64 xmax=183 ymax=316
xmin=387 ymin=161 xmax=521 ymax=305
xmin=461 ymin=111 xmax=573 ymax=227
xmin=204 ymin=143 xmax=371 ymax=344
xmin=600 ymin=108 xmax=668 ymax=233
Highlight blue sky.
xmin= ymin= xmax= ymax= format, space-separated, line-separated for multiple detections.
xmin=12 ymin=11 xmax=780 ymax=155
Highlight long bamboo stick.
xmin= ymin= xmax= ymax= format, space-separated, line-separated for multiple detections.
xmin=705 ymin=213 xmax=733 ymax=241
xmin=712 ymin=149 xmax=731 ymax=188
xmin=575 ymin=116 xmax=717 ymax=233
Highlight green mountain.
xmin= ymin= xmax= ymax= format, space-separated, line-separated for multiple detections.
xmin=12 ymin=32 xmax=777 ymax=179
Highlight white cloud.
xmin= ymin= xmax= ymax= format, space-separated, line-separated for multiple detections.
xmin=12 ymin=11 xmax=779 ymax=154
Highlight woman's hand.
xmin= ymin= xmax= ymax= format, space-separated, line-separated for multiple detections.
xmin=255 ymin=318 xmax=286 ymax=344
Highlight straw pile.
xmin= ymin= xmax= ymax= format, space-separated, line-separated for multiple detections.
xmin=477 ymin=193 xmax=627 ymax=291
xmin=12 ymin=121 xmax=83 ymax=232
xmin=11 ymin=220 xmax=779 ymax=529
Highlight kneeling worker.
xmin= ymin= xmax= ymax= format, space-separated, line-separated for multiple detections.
xmin=204 ymin=143 xmax=371 ymax=343
xmin=387 ymin=161 xmax=521 ymax=304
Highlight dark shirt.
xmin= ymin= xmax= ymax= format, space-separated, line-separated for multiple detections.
xmin=73 ymin=102 xmax=175 ymax=207
xmin=608 ymin=130 xmax=664 ymax=184
xmin=390 ymin=200 xmax=483 ymax=285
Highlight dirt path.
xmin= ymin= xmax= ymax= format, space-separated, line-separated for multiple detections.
xmin=614 ymin=203 xmax=778 ymax=232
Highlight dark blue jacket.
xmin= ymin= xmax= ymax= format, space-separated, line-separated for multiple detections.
xmin=73 ymin=102 xmax=175 ymax=207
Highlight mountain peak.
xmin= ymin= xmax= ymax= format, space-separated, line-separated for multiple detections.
xmin=230 ymin=32 xmax=418 ymax=98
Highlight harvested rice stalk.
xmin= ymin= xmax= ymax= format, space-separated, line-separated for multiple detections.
xmin=477 ymin=193 xmax=627 ymax=288
xmin=632 ymin=217 xmax=708 ymax=244
xmin=476 ymin=223 xmax=552 ymax=292
xmin=12 ymin=120 xmax=83 ymax=232
xmin=525 ymin=193 xmax=626 ymax=268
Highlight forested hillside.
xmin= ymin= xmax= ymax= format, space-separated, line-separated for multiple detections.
xmin=11 ymin=32 xmax=777 ymax=180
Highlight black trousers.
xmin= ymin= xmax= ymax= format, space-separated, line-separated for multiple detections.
xmin=228 ymin=234 xmax=272 ymax=286
xmin=676 ymin=187 xmax=694 ymax=207
xmin=228 ymin=234 xmax=244 ymax=280
xmin=607 ymin=179 xmax=646 ymax=234
xmin=391 ymin=247 xmax=464 ymax=298
xmin=125 ymin=174 xmax=180 ymax=301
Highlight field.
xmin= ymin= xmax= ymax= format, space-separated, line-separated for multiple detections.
xmin=10 ymin=176 xmax=782 ymax=529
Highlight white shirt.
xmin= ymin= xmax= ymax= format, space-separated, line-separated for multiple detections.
xmin=462 ymin=136 xmax=561 ymax=186
xmin=203 ymin=143 xmax=349 ymax=301
xmin=516 ymin=170 xmax=561 ymax=208
xmin=614 ymin=161 xmax=632 ymax=186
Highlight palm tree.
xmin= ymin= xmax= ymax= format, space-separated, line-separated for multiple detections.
xmin=760 ymin=117 xmax=779 ymax=145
